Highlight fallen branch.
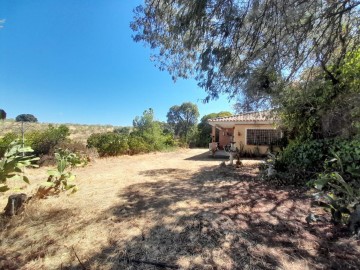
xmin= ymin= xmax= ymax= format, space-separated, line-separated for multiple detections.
xmin=72 ymin=247 xmax=87 ymax=270
xmin=122 ymin=258 xmax=179 ymax=269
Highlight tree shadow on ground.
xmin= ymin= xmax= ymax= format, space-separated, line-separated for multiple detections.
xmin=184 ymin=150 xmax=228 ymax=161
xmin=82 ymin=165 xmax=359 ymax=269
xmin=0 ymin=206 xmax=83 ymax=270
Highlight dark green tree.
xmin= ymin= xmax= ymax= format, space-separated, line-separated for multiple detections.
xmin=15 ymin=114 xmax=38 ymax=152
xmin=197 ymin=111 xmax=232 ymax=147
xmin=167 ymin=102 xmax=199 ymax=141
xmin=132 ymin=1 xmax=360 ymax=106
xmin=0 ymin=109 xmax=6 ymax=120
xmin=15 ymin=114 xmax=38 ymax=123
xmin=132 ymin=108 xmax=167 ymax=151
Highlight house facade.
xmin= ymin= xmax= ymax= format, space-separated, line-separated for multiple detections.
xmin=208 ymin=111 xmax=281 ymax=155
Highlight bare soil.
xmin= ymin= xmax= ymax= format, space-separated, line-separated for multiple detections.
xmin=0 ymin=149 xmax=359 ymax=269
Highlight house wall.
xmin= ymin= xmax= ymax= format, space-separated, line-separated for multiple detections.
xmin=218 ymin=128 xmax=234 ymax=148
xmin=234 ymin=124 xmax=277 ymax=155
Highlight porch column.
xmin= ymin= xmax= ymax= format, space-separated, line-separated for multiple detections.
xmin=211 ymin=125 xmax=216 ymax=151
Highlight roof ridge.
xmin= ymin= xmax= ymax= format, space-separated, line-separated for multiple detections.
xmin=208 ymin=110 xmax=275 ymax=123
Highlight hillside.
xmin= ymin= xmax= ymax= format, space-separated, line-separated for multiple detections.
xmin=0 ymin=119 xmax=122 ymax=143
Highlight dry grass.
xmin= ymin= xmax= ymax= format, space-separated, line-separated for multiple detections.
xmin=0 ymin=120 xmax=119 ymax=143
xmin=0 ymin=149 xmax=359 ymax=269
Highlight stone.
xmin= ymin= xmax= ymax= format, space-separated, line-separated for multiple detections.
xmin=349 ymin=204 xmax=360 ymax=235
xmin=4 ymin=193 xmax=29 ymax=216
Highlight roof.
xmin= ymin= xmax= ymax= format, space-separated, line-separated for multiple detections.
xmin=208 ymin=110 xmax=276 ymax=124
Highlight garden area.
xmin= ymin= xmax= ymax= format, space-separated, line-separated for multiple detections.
xmin=1 ymin=149 xmax=359 ymax=269
xmin=1 ymin=1 xmax=360 ymax=269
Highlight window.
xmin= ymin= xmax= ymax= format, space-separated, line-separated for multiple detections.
xmin=246 ymin=129 xmax=281 ymax=145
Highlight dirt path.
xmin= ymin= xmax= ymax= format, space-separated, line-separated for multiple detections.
xmin=0 ymin=149 xmax=359 ymax=269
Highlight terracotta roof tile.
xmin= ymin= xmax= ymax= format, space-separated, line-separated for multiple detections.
xmin=208 ymin=110 xmax=276 ymax=122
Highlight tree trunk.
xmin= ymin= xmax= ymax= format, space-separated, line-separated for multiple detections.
xmin=4 ymin=193 xmax=29 ymax=216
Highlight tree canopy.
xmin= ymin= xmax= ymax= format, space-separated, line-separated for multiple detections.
xmin=197 ymin=111 xmax=232 ymax=147
xmin=0 ymin=109 xmax=6 ymax=120
xmin=167 ymin=102 xmax=199 ymax=140
xmin=132 ymin=108 xmax=170 ymax=150
xmin=15 ymin=114 xmax=38 ymax=123
xmin=132 ymin=0 xmax=360 ymax=108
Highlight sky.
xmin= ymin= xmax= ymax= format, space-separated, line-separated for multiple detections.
xmin=0 ymin=0 xmax=235 ymax=126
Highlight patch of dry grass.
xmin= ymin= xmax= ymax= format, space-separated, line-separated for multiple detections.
xmin=0 ymin=149 xmax=359 ymax=269
xmin=0 ymin=119 xmax=120 ymax=143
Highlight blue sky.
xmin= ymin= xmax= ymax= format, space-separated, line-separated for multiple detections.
xmin=0 ymin=1 xmax=234 ymax=126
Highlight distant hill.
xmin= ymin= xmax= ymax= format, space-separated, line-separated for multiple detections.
xmin=0 ymin=119 xmax=123 ymax=143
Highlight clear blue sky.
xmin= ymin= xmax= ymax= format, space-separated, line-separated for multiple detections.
xmin=0 ymin=0 xmax=234 ymax=126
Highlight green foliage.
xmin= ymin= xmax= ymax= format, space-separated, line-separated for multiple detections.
xmin=341 ymin=48 xmax=360 ymax=92
xmin=0 ymin=140 xmax=39 ymax=192
xmin=0 ymin=109 xmax=6 ymax=120
xmin=42 ymin=149 xmax=83 ymax=194
xmin=133 ymin=108 xmax=170 ymax=151
xmin=0 ymin=132 xmax=18 ymax=158
xmin=275 ymin=49 xmax=360 ymax=140
xmin=15 ymin=114 xmax=38 ymax=122
xmin=274 ymin=138 xmax=360 ymax=185
xmin=132 ymin=1 xmax=359 ymax=104
xmin=311 ymin=156 xmax=360 ymax=224
xmin=128 ymin=135 xmax=148 ymax=155
xmin=197 ymin=111 xmax=232 ymax=147
xmin=167 ymin=102 xmax=199 ymax=142
xmin=87 ymin=132 xmax=129 ymax=157
xmin=114 ymin=127 xmax=132 ymax=136
xmin=27 ymin=124 xmax=70 ymax=156
xmin=88 ymin=109 xmax=176 ymax=156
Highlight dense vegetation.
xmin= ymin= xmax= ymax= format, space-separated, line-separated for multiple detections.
xmin=196 ymin=111 xmax=232 ymax=147
xmin=132 ymin=1 xmax=360 ymax=230
xmin=262 ymin=50 xmax=360 ymax=227
xmin=87 ymin=108 xmax=176 ymax=156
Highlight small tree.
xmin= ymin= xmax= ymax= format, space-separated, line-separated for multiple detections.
xmin=197 ymin=111 xmax=232 ymax=147
xmin=167 ymin=102 xmax=199 ymax=142
xmin=0 ymin=140 xmax=39 ymax=192
xmin=15 ymin=114 xmax=38 ymax=153
xmin=0 ymin=109 xmax=6 ymax=120
xmin=15 ymin=114 xmax=38 ymax=122
xmin=133 ymin=108 xmax=167 ymax=151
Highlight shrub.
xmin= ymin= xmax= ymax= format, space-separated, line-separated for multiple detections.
xmin=329 ymin=138 xmax=360 ymax=178
xmin=310 ymin=154 xmax=360 ymax=228
xmin=128 ymin=135 xmax=149 ymax=154
xmin=87 ymin=132 xmax=129 ymax=157
xmin=0 ymin=133 xmax=18 ymax=158
xmin=276 ymin=139 xmax=327 ymax=179
xmin=163 ymin=133 xmax=176 ymax=147
xmin=39 ymin=149 xmax=83 ymax=196
xmin=37 ymin=141 xmax=95 ymax=167
xmin=272 ymin=137 xmax=360 ymax=185
xmin=27 ymin=125 xmax=70 ymax=156
xmin=0 ymin=140 xmax=39 ymax=192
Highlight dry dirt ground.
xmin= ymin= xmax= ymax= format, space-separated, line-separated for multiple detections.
xmin=0 ymin=149 xmax=359 ymax=269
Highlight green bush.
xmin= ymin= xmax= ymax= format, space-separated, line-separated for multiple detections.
xmin=26 ymin=125 xmax=70 ymax=156
xmin=128 ymin=135 xmax=149 ymax=154
xmin=329 ymin=139 xmax=360 ymax=177
xmin=87 ymin=132 xmax=129 ymax=157
xmin=309 ymin=152 xmax=360 ymax=227
xmin=0 ymin=133 xmax=18 ymax=158
xmin=39 ymin=148 xmax=84 ymax=196
xmin=274 ymin=138 xmax=360 ymax=184
xmin=0 ymin=140 xmax=39 ymax=192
